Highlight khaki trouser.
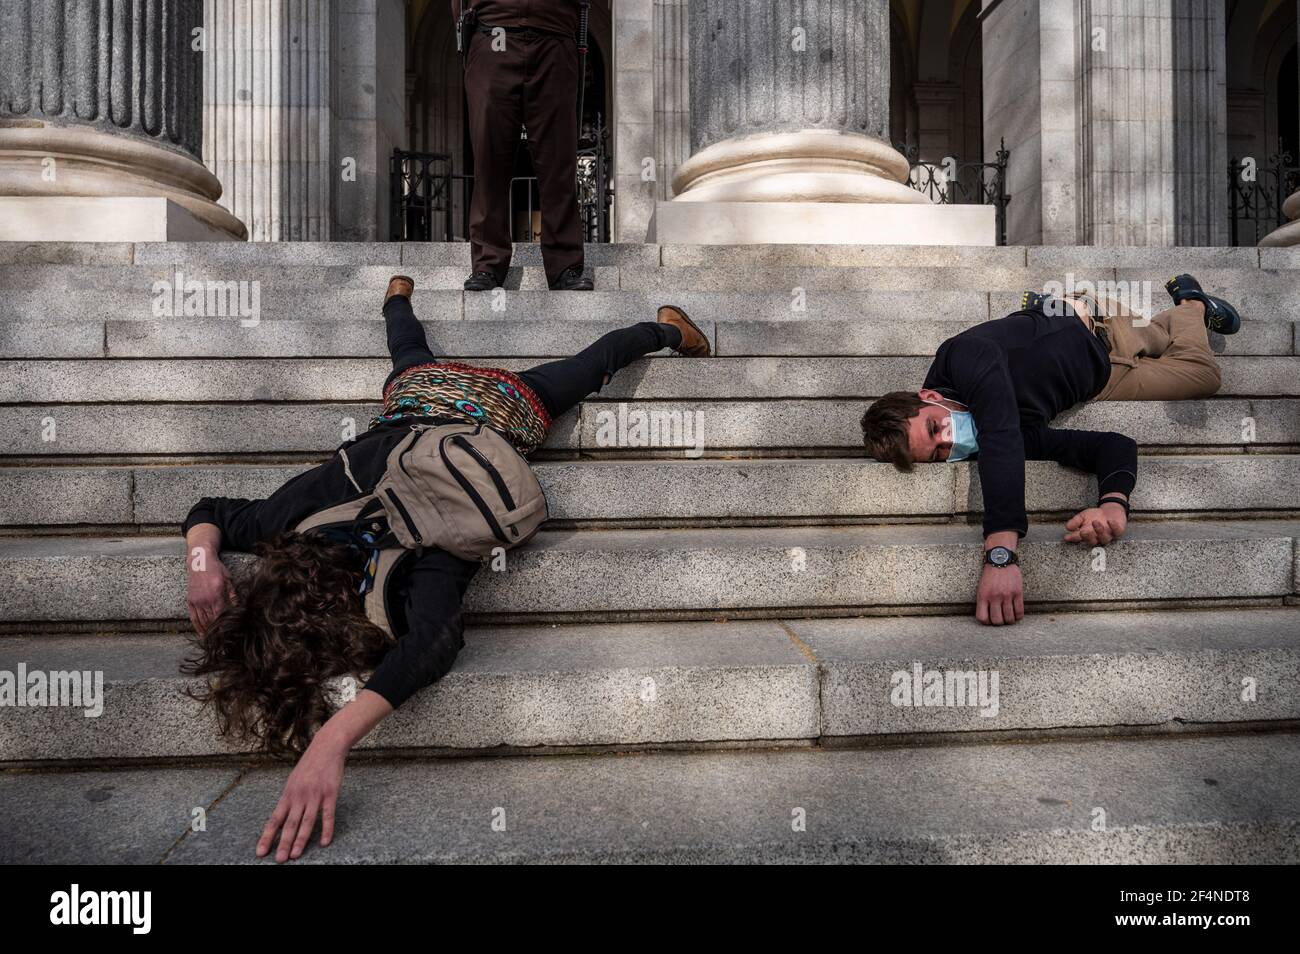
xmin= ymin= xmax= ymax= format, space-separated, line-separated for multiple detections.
xmin=1063 ymin=296 xmax=1223 ymax=402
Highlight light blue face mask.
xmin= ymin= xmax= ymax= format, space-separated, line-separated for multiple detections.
xmin=925 ymin=400 xmax=979 ymax=462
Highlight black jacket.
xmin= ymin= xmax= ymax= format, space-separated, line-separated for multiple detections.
xmin=182 ymin=421 xmax=479 ymax=710
xmin=923 ymin=309 xmax=1138 ymax=537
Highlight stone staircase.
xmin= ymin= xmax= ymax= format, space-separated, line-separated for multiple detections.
xmin=2 ymin=240 xmax=1299 ymax=863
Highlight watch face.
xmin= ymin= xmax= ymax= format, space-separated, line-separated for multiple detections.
xmin=988 ymin=546 xmax=1012 ymax=566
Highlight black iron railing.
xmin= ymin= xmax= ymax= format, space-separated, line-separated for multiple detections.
xmin=894 ymin=137 xmax=1011 ymax=246
xmin=1227 ymin=147 xmax=1300 ymax=246
xmin=389 ymin=151 xmax=460 ymax=242
xmin=390 ymin=116 xmax=614 ymax=243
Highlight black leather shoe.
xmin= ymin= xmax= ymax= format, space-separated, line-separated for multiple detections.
xmin=1020 ymin=290 xmax=1097 ymax=321
xmin=1165 ymin=274 xmax=1241 ymax=335
xmin=464 ymin=270 xmax=501 ymax=291
xmin=548 ymin=265 xmax=593 ymax=291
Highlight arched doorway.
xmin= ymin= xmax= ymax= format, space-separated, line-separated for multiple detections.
xmin=404 ymin=2 xmax=613 ymax=242
xmin=889 ymin=0 xmax=983 ymax=163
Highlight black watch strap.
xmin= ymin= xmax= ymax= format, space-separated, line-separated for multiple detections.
xmin=1099 ymin=495 xmax=1131 ymax=515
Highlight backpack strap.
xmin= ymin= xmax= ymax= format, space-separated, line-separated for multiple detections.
xmin=362 ymin=548 xmax=411 ymax=638
xmin=338 ymin=447 xmax=364 ymax=494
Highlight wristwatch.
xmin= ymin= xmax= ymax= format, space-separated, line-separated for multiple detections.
xmin=984 ymin=546 xmax=1019 ymax=568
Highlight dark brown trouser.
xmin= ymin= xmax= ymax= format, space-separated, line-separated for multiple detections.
xmin=464 ymin=28 xmax=583 ymax=284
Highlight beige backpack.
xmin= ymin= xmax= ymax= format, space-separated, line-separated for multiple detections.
xmin=294 ymin=421 xmax=548 ymax=636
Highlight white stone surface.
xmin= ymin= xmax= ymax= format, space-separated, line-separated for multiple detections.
xmin=649 ymin=200 xmax=996 ymax=246
xmin=0 ymin=197 xmax=238 ymax=243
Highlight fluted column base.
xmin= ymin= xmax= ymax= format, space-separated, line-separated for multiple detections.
xmin=0 ymin=123 xmax=247 ymax=240
xmin=671 ymin=129 xmax=925 ymax=204
xmin=1259 ymin=191 xmax=1300 ymax=247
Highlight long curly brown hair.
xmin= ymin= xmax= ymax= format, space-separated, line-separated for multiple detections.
xmin=182 ymin=533 xmax=394 ymax=758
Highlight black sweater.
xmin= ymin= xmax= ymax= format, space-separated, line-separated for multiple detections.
xmin=923 ymin=310 xmax=1138 ymax=538
xmin=182 ymin=420 xmax=480 ymax=710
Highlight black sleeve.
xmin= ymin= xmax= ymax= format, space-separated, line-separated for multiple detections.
xmin=362 ymin=550 xmax=479 ymax=709
xmin=1023 ymin=427 xmax=1139 ymax=503
xmin=179 ymin=454 xmax=358 ymax=552
xmin=943 ymin=337 xmax=1029 ymax=538
xmin=181 ymin=497 xmax=282 ymax=552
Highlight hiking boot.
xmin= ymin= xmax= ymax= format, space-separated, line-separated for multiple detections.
xmin=548 ymin=265 xmax=594 ymax=291
xmin=656 ymin=304 xmax=710 ymax=357
xmin=464 ymin=270 xmax=501 ymax=291
xmin=1165 ymin=274 xmax=1241 ymax=335
xmin=385 ymin=275 xmax=415 ymax=304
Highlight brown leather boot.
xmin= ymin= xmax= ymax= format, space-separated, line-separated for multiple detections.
xmin=385 ymin=275 xmax=415 ymax=304
xmin=657 ymin=304 xmax=710 ymax=357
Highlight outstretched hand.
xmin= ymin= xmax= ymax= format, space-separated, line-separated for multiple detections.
xmin=257 ymin=736 xmax=347 ymax=863
xmin=975 ymin=563 xmax=1024 ymax=625
xmin=1064 ymin=502 xmax=1127 ymax=546
xmin=254 ymin=692 xmax=392 ymax=862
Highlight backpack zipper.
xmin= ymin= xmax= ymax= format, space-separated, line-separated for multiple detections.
xmin=397 ymin=428 xmax=426 ymax=480
xmin=384 ymin=488 xmax=423 ymax=545
xmin=450 ymin=434 xmax=517 ymax=510
xmin=438 ymin=434 xmax=511 ymax=544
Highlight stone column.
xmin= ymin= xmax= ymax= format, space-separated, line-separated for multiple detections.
xmin=1079 ymin=0 xmax=1227 ymax=246
xmin=982 ymin=0 xmax=1228 ymax=246
xmin=672 ymin=0 xmax=921 ymax=204
xmin=654 ymin=0 xmax=691 ymax=202
xmin=0 ymin=0 xmax=246 ymax=240
xmin=203 ymin=0 xmax=332 ymax=241
xmin=330 ymin=0 xmax=406 ymax=242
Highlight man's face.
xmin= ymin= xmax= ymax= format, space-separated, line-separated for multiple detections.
xmin=907 ymin=390 xmax=954 ymax=463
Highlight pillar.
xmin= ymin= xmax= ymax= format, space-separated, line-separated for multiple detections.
xmin=0 ymin=0 xmax=246 ymax=240
xmin=202 ymin=0 xmax=332 ymax=241
xmin=672 ymin=0 xmax=922 ymax=204
xmin=982 ymin=0 xmax=1228 ymax=246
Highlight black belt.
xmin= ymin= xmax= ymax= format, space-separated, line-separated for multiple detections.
xmin=474 ymin=21 xmax=573 ymax=40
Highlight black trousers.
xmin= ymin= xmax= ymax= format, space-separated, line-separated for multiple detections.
xmin=380 ymin=294 xmax=680 ymax=418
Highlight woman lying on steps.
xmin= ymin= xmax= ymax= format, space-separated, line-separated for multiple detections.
xmin=180 ymin=276 xmax=710 ymax=862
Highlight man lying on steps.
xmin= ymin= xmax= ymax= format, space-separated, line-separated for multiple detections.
xmin=860 ymin=274 xmax=1241 ymax=627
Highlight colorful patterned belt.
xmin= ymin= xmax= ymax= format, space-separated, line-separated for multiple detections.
xmin=371 ymin=362 xmax=552 ymax=455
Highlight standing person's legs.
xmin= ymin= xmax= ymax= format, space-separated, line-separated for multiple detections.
xmin=521 ymin=34 xmax=584 ymax=286
xmin=465 ymin=31 xmax=525 ymax=280
xmin=517 ymin=322 xmax=683 ymax=419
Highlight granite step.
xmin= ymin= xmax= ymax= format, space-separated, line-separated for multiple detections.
xmin=5 ymin=240 xmax=1287 ymax=270
xmin=5 ymin=355 xmax=1298 ymax=403
xmin=7 ymin=264 xmax=1300 ymax=302
xmin=1 ymin=520 xmax=1296 ymax=625
xmin=1 ymin=286 xmax=1007 ymax=323
xmin=3 ymin=456 xmax=1300 ymax=530
xmin=3 ymin=732 xmax=1297 ymax=863
xmin=1 ymin=398 xmax=1294 ymax=457
xmin=3 ymin=315 xmax=1290 ymax=358
xmin=2 ymin=607 xmax=1297 ymax=762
